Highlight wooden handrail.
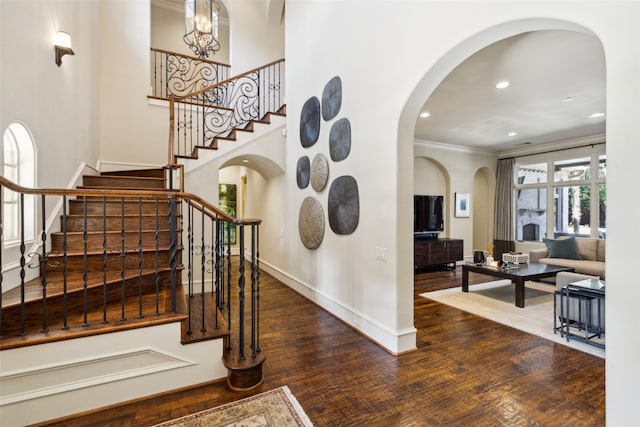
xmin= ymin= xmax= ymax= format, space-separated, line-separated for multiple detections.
xmin=0 ymin=175 xmax=241 ymax=225
xmin=150 ymin=47 xmax=230 ymax=68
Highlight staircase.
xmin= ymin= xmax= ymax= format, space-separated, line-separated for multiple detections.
xmin=0 ymin=168 xmax=263 ymax=426
xmin=1 ymin=57 xmax=281 ymax=425
xmin=1 ymin=169 xmax=185 ymax=348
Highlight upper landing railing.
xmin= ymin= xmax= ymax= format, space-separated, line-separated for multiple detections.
xmin=168 ymin=59 xmax=285 ymax=161
xmin=150 ymin=48 xmax=231 ymax=99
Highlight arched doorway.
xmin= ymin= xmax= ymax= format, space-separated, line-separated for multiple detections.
xmin=399 ymin=18 xmax=603 ymax=344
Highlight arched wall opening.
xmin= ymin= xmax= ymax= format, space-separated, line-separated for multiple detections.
xmin=398 ymin=18 xmax=602 ymax=340
xmin=472 ymin=167 xmax=495 ymax=254
xmin=413 ymin=156 xmax=451 ymax=236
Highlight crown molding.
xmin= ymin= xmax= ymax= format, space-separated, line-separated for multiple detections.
xmin=414 ymin=138 xmax=497 ymax=157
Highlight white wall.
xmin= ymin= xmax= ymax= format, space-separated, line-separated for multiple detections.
xmin=226 ymin=0 xmax=285 ymax=74
xmin=286 ymin=1 xmax=639 ymax=422
xmin=0 ymin=0 xmax=102 ymax=287
xmin=98 ymin=0 xmax=167 ymax=167
xmin=0 ymin=0 xmax=100 ymax=190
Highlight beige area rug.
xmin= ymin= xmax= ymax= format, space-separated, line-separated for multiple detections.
xmin=421 ymin=280 xmax=605 ymax=358
xmin=153 ymin=386 xmax=314 ymax=427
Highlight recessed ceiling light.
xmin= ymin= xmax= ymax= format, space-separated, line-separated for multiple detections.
xmin=242 ymin=159 xmax=249 ymax=163
xmin=495 ymin=81 xmax=510 ymax=89
xmin=420 ymin=112 xmax=430 ymax=118
xmin=561 ymin=97 xmax=574 ymax=103
xmin=508 ymin=132 xmax=517 ymax=137
xmin=589 ymin=112 xmax=605 ymax=118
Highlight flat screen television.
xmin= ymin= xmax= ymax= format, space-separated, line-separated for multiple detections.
xmin=414 ymin=195 xmax=444 ymax=234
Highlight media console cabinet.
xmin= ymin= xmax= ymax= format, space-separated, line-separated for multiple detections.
xmin=414 ymin=237 xmax=463 ymax=270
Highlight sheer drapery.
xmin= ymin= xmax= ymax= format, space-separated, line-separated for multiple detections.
xmin=494 ymin=158 xmax=515 ymax=258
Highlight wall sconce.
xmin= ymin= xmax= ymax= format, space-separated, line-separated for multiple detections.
xmin=54 ymin=31 xmax=74 ymax=66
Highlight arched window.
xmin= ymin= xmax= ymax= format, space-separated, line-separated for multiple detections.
xmin=3 ymin=122 xmax=36 ymax=244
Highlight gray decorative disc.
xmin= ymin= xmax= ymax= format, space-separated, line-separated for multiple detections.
xmin=300 ymin=97 xmax=321 ymax=147
xmin=298 ymin=196 xmax=325 ymax=249
xmin=310 ymin=153 xmax=329 ymax=192
xmin=329 ymin=118 xmax=351 ymax=162
xmin=322 ymin=76 xmax=342 ymax=121
xmin=296 ymin=156 xmax=310 ymax=189
xmin=328 ymin=176 xmax=359 ymax=235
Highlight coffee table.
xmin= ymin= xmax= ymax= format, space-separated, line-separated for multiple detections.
xmin=462 ymin=262 xmax=574 ymax=308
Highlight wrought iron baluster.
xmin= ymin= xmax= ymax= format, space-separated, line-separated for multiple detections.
xmin=102 ymin=196 xmax=108 ymax=324
xmin=137 ymin=197 xmax=144 ymax=319
xmin=163 ymin=51 xmax=168 ymax=98
xmin=251 ymin=223 xmax=256 ymax=357
xmin=201 ymin=207 xmax=206 ymax=332
xmin=186 ymin=202 xmax=193 ymax=335
xmin=168 ymin=194 xmax=178 ymax=313
xmin=19 ymin=194 xmax=26 ymax=336
xmin=82 ymin=196 xmax=89 ymax=327
xmin=40 ymin=195 xmax=49 ymax=333
xmin=62 ymin=196 xmax=69 ymax=330
xmin=212 ymin=215 xmax=218 ymax=329
xmin=226 ymin=223 xmax=232 ymax=350
xmin=120 ymin=197 xmax=126 ymax=321
xmin=154 ymin=198 xmax=160 ymax=316
xmin=238 ymin=224 xmax=246 ymax=360
xmin=255 ymin=223 xmax=261 ymax=354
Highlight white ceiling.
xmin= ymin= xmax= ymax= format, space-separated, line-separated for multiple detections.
xmin=414 ymin=30 xmax=606 ymax=153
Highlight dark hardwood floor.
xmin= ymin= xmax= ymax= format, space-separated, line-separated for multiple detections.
xmin=34 ymin=267 xmax=605 ymax=427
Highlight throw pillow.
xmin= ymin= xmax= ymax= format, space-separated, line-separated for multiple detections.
xmin=543 ymin=237 xmax=583 ymax=260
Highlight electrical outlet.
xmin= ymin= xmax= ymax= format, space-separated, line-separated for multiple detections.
xmin=376 ymin=246 xmax=388 ymax=261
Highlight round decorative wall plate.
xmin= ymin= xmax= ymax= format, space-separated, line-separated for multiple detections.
xmin=296 ymin=156 xmax=310 ymax=189
xmin=329 ymin=118 xmax=351 ymax=162
xmin=310 ymin=153 xmax=329 ymax=192
xmin=328 ymin=175 xmax=359 ymax=235
xmin=300 ymin=97 xmax=321 ymax=148
xmin=322 ymin=76 xmax=342 ymax=121
xmin=298 ymin=196 xmax=325 ymax=250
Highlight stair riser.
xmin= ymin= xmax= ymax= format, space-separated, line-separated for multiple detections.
xmin=68 ymin=200 xmax=171 ymax=215
xmin=82 ymin=175 xmax=166 ymax=189
xmin=101 ymin=169 xmax=166 ymax=179
xmin=62 ymin=216 xmax=170 ymax=232
xmin=50 ymin=231 xmax=174 ymax=252
xmin=44 ymin=251 xmax=176 ymax=274
xmin=1 ymin=272 xmax=174 ymax=338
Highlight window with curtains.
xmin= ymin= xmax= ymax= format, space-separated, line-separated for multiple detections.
xmin=514 ymin=148 xmax=606 ymax=241
xmin=3 ymin=122 xmax=36 ymax=244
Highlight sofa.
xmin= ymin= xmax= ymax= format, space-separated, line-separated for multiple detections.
xmin=529 ymin=237 xmax=605 ymax=279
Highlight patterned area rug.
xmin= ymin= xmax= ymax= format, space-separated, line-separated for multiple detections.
xmin=153 ymin=386 xmax=314 ymax=427
xmin=421 ymin=280 xmax=605 ymax=358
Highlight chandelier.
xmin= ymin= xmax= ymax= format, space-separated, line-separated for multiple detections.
xmin=184 ymin=0 xmax=220 ymax=58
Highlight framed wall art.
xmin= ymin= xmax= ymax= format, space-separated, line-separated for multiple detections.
xmin=219 ymin=183 xmax=237 ymax=244
xmin=455 ymin=192 xmax=471 ymax=218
